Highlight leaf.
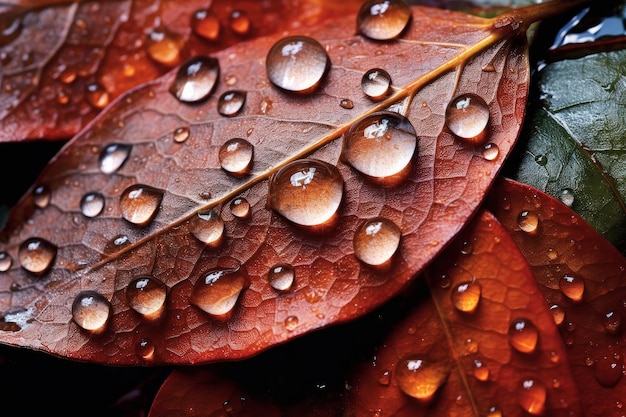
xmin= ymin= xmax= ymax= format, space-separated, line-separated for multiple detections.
xmin=0 ymin=0 xmax=362 ymax=142
xmin=486 ymin=177 xmax=626 ymax=417
xmin=0 ymin=1 xmax=586 ymax=365
xmin=506 ymin=47 xmax=626 ymax=252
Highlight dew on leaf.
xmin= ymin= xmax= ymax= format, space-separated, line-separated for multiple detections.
xmin=217 ymin=90 xmax=246 ymax=117
xmin=268 ymin=264 xmax=295 ymax=292
xmin=472 ymin=359 xmax=490 ymax=382
xmin=218 ymin=138 xmax=254 ymax=177
xmin=445 ymin=93 xmax=490 ymax=140
xmin=559 ymin=274 xmax=584 ymax=302
xmin=559 ymin=188 xmax=575 ymax=207
xmin=173 ymin=126 xmax=190 ymax=143
xmin=190 ymin=209 xmax=225 ymax=247
xmin=80 ymin=191 xmax=105 ymax=218
xmin=18 ymin=237 xmax=57 ymax=275
xmin=86 ymin=83 xmax=110 ymax=109
xmin=268 ymin=159 xmax=344 ymax=227
xmin=229 ymin=10 xmax=251 ymax=36
xmin=99 ymin=143 xmax=132 ymax=174
xmin=170 ymin=56 xmax=220 ymax=103
xmin=0 ymin=251 xmax=12 ymax=272
xmin=357 ymin=0 xmax=411 ymax=40
xmin=603 ymin=310 xmax=622 ymax=334
xmin=32 ymin=185 xmax=51 ymax=209
xmin=340 ymin=98 xmax=354 ymax=109
xmin=342 ymin=111 xmax=417 ymax=179
xmin=146 ymin=26 xmax=182 ymax=67
xmin=229 ymin=197 xmax=250 ymax=219
xmin=119 ymin=184 xmax=164 ymax=227
xmin=71 ymin=291 xmax=111 ymax=332
xmin=353 ymin=217 xmax=401 ymax=267
xmin=361 ymin=68 xmax=392 ymax=100
xmin=126 ymin=276 xmax=167 ymax=317
xmin=266 ymin=35 xmax=330 ymax=93
xmin=378 ymin=369 xmax=391 ymax=386
xmin=594 ymin=355 xmax=623 ymax=387
xmin=517 ymin=210 xmax=539 ymax=234
xmin=518 ymin=378 xmax=547 ymax=416
xmin=395 ymin=356 xmax=450 ymax=403
xmin=138 ymin=338 xmax=156 ymax=361
xmin=481 ymin=143 xmax=499 ymax=161
xmin=104 ymin=234 xmax=131 ymax=254
xmin=191 ymin=9 xmax=220 ymax=41
xmin=487 ymin=406 xmax=503 ymax=417
xmin=451 ymin=280 xmax=481 ymax=314
xmin=190 ymin=266 xmax=249 ymax=319
xmin=534 ymin=154 xmax=548 ymax=166
xmin=549 ymin=304 xmax=565 ymax=326
xmin=508 ymin=318 xmax=539 ymax=354
xmin=284 ymin=315 xmax=299 ymax=331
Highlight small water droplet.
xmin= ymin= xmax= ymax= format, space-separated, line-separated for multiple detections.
xmin=99 ymin=143 xmax=132 ymax=174
xmin=190 ymin=209 xmax=224 ymax=247
xmin=284 ymin=315 xmax=299 ymax=331
xmin=486 ymin=406 xmax=502 ymax=417
xmin=361 ymin=68 xmax=391 ymax=101
xmin=559 ymin=274 xmax=584 ymax=302
xmin=266 ymin=35 xmax=329 ymax=93
xmin=534 ymin=154 xmax=548 ymax=166
xmin=80 ymin=191 xmax=105 ymax=218
xmin=445 ymin=93 xmax=490 ymax=140
xmin=378 ymin=369 xmax=391 ymax=386
xmin=340 ymin=98 xmax=354 ymax=109
xmin=191 ymin=9 xmax=220 ymax=41
xmin=173 ymin=126 xmax=190 ymax=143
xmin=0 ymin=12 xmax=22 ymax=47
xmin=104 ymin=234 xmax=131 ymax=254
xmin=18 ymin=237 xmax=56 ymax=275
xmin=170 ymin=56 xmax=220 ymax=103
xmin=229 ymin=197 xmax=251 ymax=219
xmin=146 ymin=26 xmax=182 ymax=66
xmin=72 ymin=290 xmax=111 ymax=332
xmin=559 ymin=188 xmax=575 ymax=207
xmin=32 ymin=185 xmax=51 ymax=209
xmin=357 ymin=0 xmax=411 ymax=40
xmin=217 ymin=90 xmax=246 ymax=117
xmin=138 ymin=338 xmax=156 ymax=361
xmin=0 ymin=251 xmax=12 ymax=272
xmin=191 ymin=265 xmax=249 ymax=319
xmin=472 ymin=359 xmax=490 ymax=382
xmin=438 ymin=274 xmax=451 ymax=289
xmin=550 ymin=304 xmax=565 ymax=326
xmin=595 ymin=355 xmax=623 ymax=387
xmin=86 ymin=83 xmax=110 ymax=109
xmin=355 ymin=217 xmax=402 ymax=270
xmin=342 ymin=111 xmax=417 ymax=179
xmin=518 ymin=378 xmax=546 ymax=416
xmin=603 ymin=310 xmax=622 ymax=334
xmin=395 ymin=356 xmax=450 ymax=403
xmin=119 ymin=184 xmax=163 ymax=227
xmin=517 ymin=210 xmax=539 ymax=234
xmin=268 ymin=264 xmax=295 ymax=292
xmin=126 ymin=275 xmax=167 ymax=317
xmin=451 ymin=281 xmax=481 ymax=314
xmin=509 ymin=318 xmax=539 ymax=354
xmin=482 ymin=63 xmax=496 ymax=72
xmin=460 ymin=240 xmax=473 ymax=255
xmin=229 ymin=10 xmax=251 ymax=35
xmin=219 ymin=138 xmax=254 ymax=177
xmin=268 ymin=159 xmax=343 ymax=227
xmin=481 ymin=143 xmax=499 ymax=161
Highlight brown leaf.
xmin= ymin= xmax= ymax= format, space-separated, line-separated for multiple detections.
xmin=0 ymin=2 xmax=584 ymax=365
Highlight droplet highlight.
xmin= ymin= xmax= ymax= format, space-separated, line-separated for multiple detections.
xmin=72 ymin=291 xmax=111 ymax=332
xmin=395 ymin=356 xmax=450 ymax=403
xmin=18 ymin=237 xmax=57 ymax=275
xmin=170 ymin=56 xmax=219 ymax=103
xmin=217 ymin=90 xmax=246 ymax=117
xmin=219 ymin=138 xmax=254 ymax=177
xmin=517 ymin=378 xmax=547 ymax=415
xmin=508 ymin=318 xmax=539 ymax=354
xmin=268 ymin=264 xmax=295 ymax=292
xmin=353 ymin=217 xmax=401 ymax=267
xmin=451 ymin=281 xmax=481 ymax=314
xmin=119 ymin=184 xmax=163 ymax=227
xmin=190 ymin=209 xmax=224 ymax=247
xmin=357 ymin=0 xmax=411 ymax=40
xmin=190 ymin=265 xmax=249 ymax=319
xmin=361 ymin=68 xmax=391 ymax=101
xmin=559 ymin=274 xmax=584 ymax=302
xmin=445 ymin=93 xmax=490 ymax=140
xmin=80 ymin=191 xmax=105 ymax=218
xmin=99 ymin=143 xmax=132 ymax=174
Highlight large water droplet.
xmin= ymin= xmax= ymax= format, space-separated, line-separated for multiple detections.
xmin=218 ymin=90 xmax=246 ymax=117
xmin=32 ymin=185 xmax=51 ymax=209
xmin=126 ymin=276 xmax=167 ymax=317
xmin=190 ymin=209 xmax=224 ymax=247
xmin=170 ymin=56 xmax=220 ymax=103
xmin=517 ymin=210 xmax=539 ymax=234
xmin=517 ymin=378 xmax=547 ymax=415
xmin=219 ymin=138 xmax=254 ymax=177
xmin=119 ymin=184 xmax=163 ymax=227
xmin=99 ymin=143 xmax=132 ymax=174
xmin=18 ymin=237 xmax=57 ymax=275
xmin=80 ymin=191 xmax=105 ymax=218
xmin=86 ymin=83 xmax=110 ymax=109
xmin=357 ymin=0 xmax=411 ymax=41
xmin=173 ymin=126 xmax=190 ymax=143
xmin=191 ymin=9 xmax=220 ymax=41
xmin=481 ymin=143 xmax=499 ymax=161
xmin=361 ymin=68 xmax=391 ymax=101
xmin=508 ymin=318 xmax=539 ymax=354
xmin=268 ymin=264 xmax=295 ymax=292
xmin=445 ymin=93 xmax=490 ymax=140
xmin=268 ymin=159 xmax=343 ymax=227
xmin=72 ymin=290 xmax=111 ymax=332
xmin=229 ymin=197 xmax=251 ymax=219
xmin=395 ymin=356 xmax=450 ymax=403
xmin=559 ymin=274 xmax=584 ymax=302
xmin=266 ymin=35 xmax=329 ymax=93
xmin=0 ymin=251 xmax=12 ymax=272
xmin=146 ymin=27 xmax=182 ymax=67
xmin=353 ymin=217 xmax=401 ymax=267
xmin=594 ymin=355 xmax=623 ymax=387
xmin=342 ymin=111 xmax=417 ymax=179
xmin=229 ymin=10 xmax=251 ymax=36
xmin=473 ymin=359 xmax=490 ymax=382
xmin=451 ymin=281 xmax=481 ymax=314
xmin=190 ymin=265 xmax=249 ymax=319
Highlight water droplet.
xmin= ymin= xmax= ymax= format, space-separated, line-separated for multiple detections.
xmin=190 ymin=209 xmax=224 ymax=247
xmin=284 ymin=315 xmax=299 ymax=331
xmin=595 ymin=355 xmax=623 ymax=387
xmin=361 ymin=68 xmax=391 ymax=101
xmin=460 ymin=240 xmax=473 ymax=255
xmin=534 ymin=154 xmax=548 ymax=166
xmin=99 ymin=143 xmax=132 ymax=174
xmin=451 ymin=281 xmax=481 ymax=314
xmin=126 ymin=276 xmax=167 ymax=317
xmin=18 ymin=237 xmax=56 ymax=275
xmin=146 ymin=26 xmax=182 ymax=66
xmin=229 ymin=10 xmax=251 ymax=36
xmin=219 ymin=138 xmax=254 ymax=177
xmin=486 ymin=406 xmax=502 ymax=417
xmin=518 ymin=378 xmax=546 ymax=416
xmin=559 ymin=188 xmax=575 ymax=207
xmin=395 ymin=356 xmax=450 ymax=403
xmin=217 ymin=90 xmax=246 ymax=117
xmin=229 ymin=197 xmax=250 ymax=219
xmin=603 ymin=310 xmax=622 ymax=334
xmin=191 ymin=9 xmax=220 ymax=41
xmin=445 ymin=94 xmax=490 ymax=140
xmin=517 ymin=210 xmax=539 ymax=234
xmin=86 ymin=83 xmax=110 ymax=109
xmin=353 ymin=217 xmax=401 ymax=267
xmin=340 ymin=98 xmax=354 ymax=109
xmin=173 ymin=126 xmax=190 ymax=143
xmin=508 ymin=318 xmax=539 ymax=354
xmin=550 ymin=304 xmax=565 ymax=326
xmin=170 ymin=56 xmax=220 ymax=103
xmin=268 ymin=264 xmax=295 ymax=292
xmin=357 ymin=0 xmax=411 ymax=40
xmin=481 ymin=143 xmax=499 ymax=161
xmin=268 ymin=159 xmax=343 ymax=227
xmin=473 ymin=359 xmax=490 ymax=382
xmin=80 ymin=191 xmax=105 ymax=218
xmin=378 ymin=369 xmax=391 ymax=386
xmin=559 ymin=274 xmax=584 ymax=302
xmin=0 ymin=12 xmax=22 ymax=47
xmin=342 ymin=111 xmax=417 ymax=179
xmin=0 ymin=251 xmax=12 ymax=272
xmin=72 ymin=290 xmax=111 ymax=332
xmin=191 ymin=265 xmax=248 ymax=319
xmin=138 ymin=338 xmax=156 ymax=361
xmin=266 ymin=35 xmax=329 ymax=93
xmin=438 ymin=274 xmax=451 ymax=289
xmin=119 ymin=184 xmax=164 ymax=227
xmin=32 ymin=185 xmax=51 ymax=209
xmin=104 ymin=234 xmax=131 ymax=254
